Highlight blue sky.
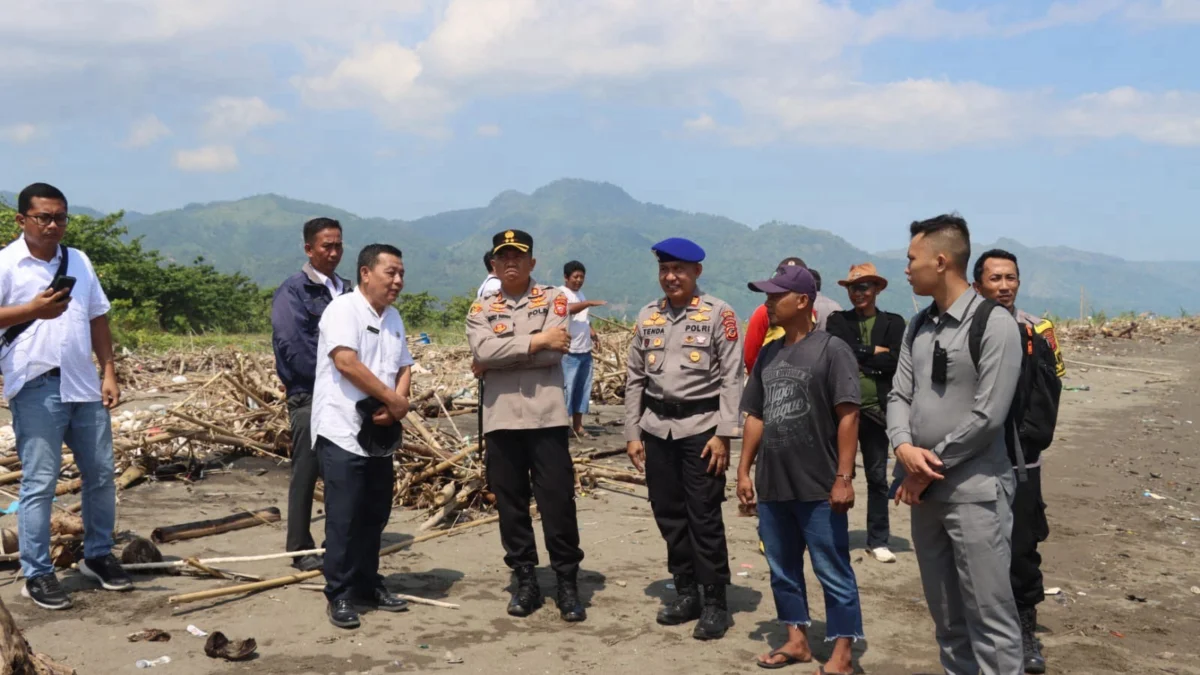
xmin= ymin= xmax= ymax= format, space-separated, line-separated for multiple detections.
xmin=1 ymin=0 xmax=1196 ymax=261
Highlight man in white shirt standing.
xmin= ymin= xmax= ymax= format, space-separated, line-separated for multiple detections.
xmin=477 ymin=251 xmax=501 ymax=299
xmin=558 ymin=261 xmax=605 ymax=437
xmin=0 ymin=183 xmax=133 ymax=610
xmin=312 ymin=243 xmax=415 ymax=629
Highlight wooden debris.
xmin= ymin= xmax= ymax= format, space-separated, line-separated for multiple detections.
xmin=0 ymin=595 xmax=77 ymax=674
xmin=151 ymin=507 xmax=281 ymax=544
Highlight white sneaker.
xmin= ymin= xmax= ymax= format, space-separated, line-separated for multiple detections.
xmin=871 ymin=547 xmax=897 ymax=563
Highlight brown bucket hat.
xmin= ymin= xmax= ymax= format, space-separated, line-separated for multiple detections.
xmin=837 ymin=262 xmax=888 ymax=292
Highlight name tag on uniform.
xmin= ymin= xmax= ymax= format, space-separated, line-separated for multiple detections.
xmin=366 ymin=326 xmax=380 ymax=334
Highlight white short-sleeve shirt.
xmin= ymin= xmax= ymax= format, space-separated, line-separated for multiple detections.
xmin=311 ymin=288 xmax=415 ymax=457
xmin=558 ymin=287 xmax=593 ymax=353
xmin=0 ymin=239 xmax=111 ymax=402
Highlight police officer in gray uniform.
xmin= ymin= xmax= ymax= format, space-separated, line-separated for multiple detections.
xmin=624 ymin=237 xmax=743 ymax=640
xmin=466 ymin=229 xmax=586 ymax=623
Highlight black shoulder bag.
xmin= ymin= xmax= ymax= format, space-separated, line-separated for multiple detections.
xmin=1 ymin=244 xmax=69 ymax=347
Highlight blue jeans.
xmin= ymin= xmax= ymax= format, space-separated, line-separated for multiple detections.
xmin=561 ymin=352 xmax=593 ymax=415
xmin=10 ymin=373 xmax=116 ymax=579
xmin=758 ymin=500 xmax=864 ymax=641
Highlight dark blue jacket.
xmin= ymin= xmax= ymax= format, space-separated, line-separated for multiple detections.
xmin=271 ymin=264 xmax=352 ymax=397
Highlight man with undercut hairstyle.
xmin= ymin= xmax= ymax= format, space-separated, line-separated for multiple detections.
xmin=888 ymin=214 xmax=1025 ymax=675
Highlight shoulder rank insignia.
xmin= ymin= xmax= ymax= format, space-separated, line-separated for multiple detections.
xmin=689 ymin=296 xmax=700 ymax=308
xmin=721 ymin=309 xmax=739 ymax=342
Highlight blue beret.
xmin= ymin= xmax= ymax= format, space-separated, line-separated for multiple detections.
xmin=651 ymin=237 xmax=705 ymax=263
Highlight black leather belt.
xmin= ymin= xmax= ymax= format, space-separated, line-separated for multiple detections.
xmin=643 ymin=395 xmax=720 ymax=419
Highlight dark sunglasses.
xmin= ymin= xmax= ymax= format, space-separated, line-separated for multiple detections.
xmin=848 ymin=282 xmax=874 ymax=294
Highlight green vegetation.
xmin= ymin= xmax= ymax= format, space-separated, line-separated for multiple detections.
xmin=112 ymin=179 xmax=1200 ymax=319
xmin=0 ymin=204 xmax=269 ymax=347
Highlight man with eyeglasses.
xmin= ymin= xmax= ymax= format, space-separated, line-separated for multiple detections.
xmin=0 ymin=183 xmax=133 ymax=610
xmin=825 ymin=263 xmax=907 ymax=565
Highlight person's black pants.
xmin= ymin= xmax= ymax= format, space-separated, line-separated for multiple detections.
xmin=859 ymin=414 xmax=892 ymax=550
xmin=484 ymin=426 xmax=583 ymax=575
xmin=318 ymin=436 xmax=394 ymax=603
xmin=643 ymin=428 xmax=731 ymax=585
xmin=1010 ymin=465 xmax=1049 ymax=610
xmin=285 ymin=394 xmax=323 ymax=554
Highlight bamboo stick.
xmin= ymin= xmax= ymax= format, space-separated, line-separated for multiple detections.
xmin=168 ymin=515 xmax=502 ymax=605
xmin=412 ymin=443 xmax=480 ymax=483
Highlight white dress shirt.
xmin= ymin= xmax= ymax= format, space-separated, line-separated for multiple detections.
xmin=0 ymin=238 xmax=110 ymax=402
xmin=311 ymin=268 xmax=344 ymax=298
xmin=477 ymin=275 xmax=502 ymax=299
xmin=311 ymin=288 xmax=415 ymax=457
xmin=558 ymin=287 xmax=593 ymax=354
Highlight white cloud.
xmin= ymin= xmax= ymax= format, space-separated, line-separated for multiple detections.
xmin=123 ymin=114 xmax=171 ymax=148
xmin=476 ymin=123 xmax=502 ymax=137
xmin=1126 ymin=0 xmax=1200 ymax=22
xmin=0 ymin=0 xmax=1197 ymax=151
xmin=203 ymin=97 xmax=285 ymax=138
xmin=172 ymin=145 xmax=240 ymax=172
xmin=295 ymin=41 xmax=455 ymax=136
xmin=0 ymin=123 xmax=39 ymax=144
xmin=683 ymin=114 xmax=717 ymax=132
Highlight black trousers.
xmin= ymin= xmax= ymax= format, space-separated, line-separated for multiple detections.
xmin=643 ymin=428 xmax=731 ymax=585
xmin=286 ymin=395 xmax=323 ymax=554
xmin=859 ymin=414 xmax=892 ymax=550
xmin=1010 ymin=465 xmax=1049 ymax=610
xmin=318 ymin=436 xmax=395 ymax=603
xmin=484 ymin=426 xmax=583 ymax=575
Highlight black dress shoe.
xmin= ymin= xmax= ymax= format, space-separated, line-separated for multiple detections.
xmin=357 ymin=587 xmax=409 ymax=613
xmin=292 ymin=555 xmax=324 ymax=572
xmin=327 ymin=599 xmax=360 ymax=629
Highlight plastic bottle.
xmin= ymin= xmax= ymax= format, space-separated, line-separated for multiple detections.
xmin=135 ymin=656 xmax=171 ymax=668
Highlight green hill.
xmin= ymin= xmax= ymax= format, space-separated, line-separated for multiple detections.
xmin=13 ymin=180 xmax=1197 ymax=320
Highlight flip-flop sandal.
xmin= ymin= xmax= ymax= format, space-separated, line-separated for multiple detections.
xmin=756 ymin=649 xmax=811 ymax=670
xmin=817 ymin=666 xmax=853 ymax=675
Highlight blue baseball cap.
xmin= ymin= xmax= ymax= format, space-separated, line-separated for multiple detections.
xmin=748 ymin=265 xmax=817 ymax=299
xmin=651 ymin=237 xmax=705 ymax=263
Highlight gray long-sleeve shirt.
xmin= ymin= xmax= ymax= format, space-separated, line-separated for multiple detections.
xmin=886 ymin=289 xmax=1022 ymax=503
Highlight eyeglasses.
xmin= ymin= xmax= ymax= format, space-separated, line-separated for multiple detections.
xmin=849 ymin=282 xmax=874 ymax=294
xmin=23 ymin=213 xmax=69 ymax=226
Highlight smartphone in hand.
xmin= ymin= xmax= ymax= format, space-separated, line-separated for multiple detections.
xmin=50 ymin=275 xmax=76 ymax=299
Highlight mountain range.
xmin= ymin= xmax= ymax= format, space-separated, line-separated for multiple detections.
xmin=4 ymin=181 xmax=1194 ymax=320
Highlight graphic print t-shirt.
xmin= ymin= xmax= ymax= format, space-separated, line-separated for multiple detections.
xmin=740 ymin=331 xmax=861 ymax=502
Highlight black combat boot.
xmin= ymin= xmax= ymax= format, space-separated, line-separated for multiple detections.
xmin=656 ymin=574 xmax=702 ymax=625
xmin=692 ymin=583 xmax=730 ymax=640
xmin=1019 ymin=606 xmax=1046 ymax=674
xmin=507 ymin=565 xmax=542 ymax=617
xmin=555 ymin=571 xmax=586 ymax=623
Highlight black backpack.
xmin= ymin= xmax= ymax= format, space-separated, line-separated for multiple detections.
xmin=908 ymin=298 xmax=1062 ymax=469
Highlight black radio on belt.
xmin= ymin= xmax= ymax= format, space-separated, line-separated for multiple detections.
xmin=643 ymin=395 xmax=720 ymax=419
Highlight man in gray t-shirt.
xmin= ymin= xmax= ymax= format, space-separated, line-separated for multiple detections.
xmin=736 ymin=264 xmax=863 ymax=672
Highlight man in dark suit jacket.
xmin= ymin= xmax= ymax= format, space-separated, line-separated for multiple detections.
xmin=825 ymin=263 xmax=905 ymax=563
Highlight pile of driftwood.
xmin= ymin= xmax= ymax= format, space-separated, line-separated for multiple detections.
xmin=1063 ymin=316 xmax=1200 ymax=343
